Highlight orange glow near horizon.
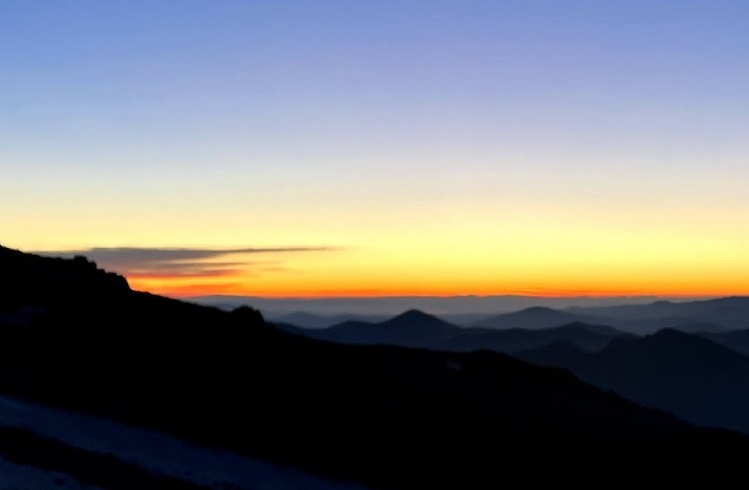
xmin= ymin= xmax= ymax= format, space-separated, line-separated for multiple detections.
xmin=6 ymin=2 xmax=749 ymax=309
xmin=127 ymin=271 xmax=749 ymax=300
xmin=21 ymin=201 xmax=749 ymax=302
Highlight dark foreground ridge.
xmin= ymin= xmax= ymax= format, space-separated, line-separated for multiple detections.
xmin=1 ymin=245 xmax=748 ymax=487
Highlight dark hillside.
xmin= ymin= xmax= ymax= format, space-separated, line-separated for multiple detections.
xmin=0 ymin=246 xmax=747 ymax=486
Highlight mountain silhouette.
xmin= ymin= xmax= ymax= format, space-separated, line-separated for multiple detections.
xmin=1 ymin=245 xmax=748 ymax=485
xmin=517 ymin=328 xmax=749 ymax=434
xmin=470 ymin=298 xmax=749 ymax=335
xmin=0 ymin=245 xmax=130 ymax=309
xmin=269 ymin=311 xmax=388 ymax=329
xmin=473 ymin=306 xmax=602 ymax=330
xmin=566 ymin=297 xmax=749 ymax=333
xmin=281 ymin=312 xmax=629 ymax=354
xmin=698 ymin=328 xmax=749 ymax=357
xmin=296 ymin=309 xmax=462 ymax=348
xmin=431 ymin=321 xmax=633 ymax=354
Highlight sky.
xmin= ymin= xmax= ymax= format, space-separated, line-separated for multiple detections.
xmin=2 ymin=1 xmax=749 ymax=298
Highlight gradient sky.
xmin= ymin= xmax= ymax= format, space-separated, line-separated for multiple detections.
xmin=2 ymin=1 xmax=749 ymax=298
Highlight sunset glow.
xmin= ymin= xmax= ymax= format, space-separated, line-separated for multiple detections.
xmin=4 ymin=2 xmax=749 ymax=299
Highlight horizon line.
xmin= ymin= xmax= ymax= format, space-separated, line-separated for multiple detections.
xmin=173 ymin=292 xmax=735 ymax=300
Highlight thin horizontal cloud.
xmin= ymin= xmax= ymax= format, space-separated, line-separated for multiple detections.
xmin=123 ymin=261 xmax=250 ymax=273
xmin=126 ymin=261 xmax=289 ymax=279
xmin=37 ymin=246 xmax=333 ymax=265
xmin=126 ymin=269 xmax=244 ymax=279
xmin=35 ymin=246 xmax=335 ymax=278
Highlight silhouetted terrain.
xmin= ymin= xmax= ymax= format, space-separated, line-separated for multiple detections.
xmin=283 ymin=309 xmax=463 ymax=348
xmin=190 ymin=294 xmax=667 ymax=317
xmin=212 ymin=295 xmax=749 ymax=334
xmin=271 ymin=311 xmax=390 ymax=329
xmin=517 ymin=329 xmax=749 ymax=434
xmin=0 ymin=425 xmax=207 ymax=490
xmin=432 ymin=322 xmax=633 ymax=353
xmin=698 ymin=329 xmax=749 ymax=357
xmin=473 ymin=306 xmax=601 ymax=330
xmin=566 ymin=297 xmax=749 ymax=333
xmin=458 ymin=299 xmax=749 ymax=334
xmin=0 ymin=393 xmax=365 ymax=490
xmin=280 ymin=310 xmax=632 ymax=354
xmin=2 ymin=245 xmax=748 ymax=486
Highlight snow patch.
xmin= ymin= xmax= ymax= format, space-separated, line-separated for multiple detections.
xmin=0 ymin=395 xmax=369 ymax=489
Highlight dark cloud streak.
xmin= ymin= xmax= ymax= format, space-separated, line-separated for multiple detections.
xmin=37 ymin=246 xmax=334 ymax=262
xmin=34 ymin=246 xmax=335 ymax=278
xmin=126 ymin=269 xmax=243 ymax=279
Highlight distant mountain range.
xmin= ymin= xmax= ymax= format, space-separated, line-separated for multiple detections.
xmin=189 ymin=293 xmax=675 ymax=318
xmin=517 ymin=329 xmax=749 ymax=434
xmin=277 ymin=309 xmax=633 ymax=354
xmin=269 ymin=297 xmax=749 ymax=335
xmin=566 ymin=297 xmax=749 ymax=333
xmin=473 ymin=306 xmax=600 ymax=330
xmin=276 ymin=305 xmax=749 ymax=435
xmin=472 ymin=300 xmax=749 ymax=334
xmin=3 ymin=244 xmax=749 ymax=485
xmin=700 ymin=329 xmax=749 ymax=357
xmin=271 ymin=311 xmax=390 ymax=329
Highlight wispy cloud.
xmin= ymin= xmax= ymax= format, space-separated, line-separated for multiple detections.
xmin=125 ymin=268 xmax=243 ymax=279
xmin=34 ymin=246 xmax=335 ymax=278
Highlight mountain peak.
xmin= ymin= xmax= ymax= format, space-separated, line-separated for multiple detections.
xmin=611 ymin=328 xmax=749 ymax=364
xmin=519 ymin=306 xmax=557 ymax=314
xmin=0 ymin=245 xmax=130 ymax=309
xmin=651 ymin=300 xmax=675 ymax=306
xmin=649 ymin=327 xmax=692 ymax=339
xmin=394 ymin=309 xmax=433 ymax=320
xmin=385 ymin=309 xmax=453 ymax=328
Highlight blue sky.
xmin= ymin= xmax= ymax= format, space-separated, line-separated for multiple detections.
xmin=2 ymin=1 xmax=748 ymax=297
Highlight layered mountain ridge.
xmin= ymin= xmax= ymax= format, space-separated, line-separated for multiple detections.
xmin=1 ymin=245 xmax=747 ymax=486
